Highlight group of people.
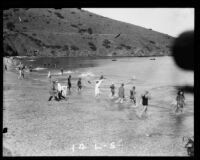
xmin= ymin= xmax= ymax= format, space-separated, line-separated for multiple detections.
xmin=4 ymin=58 xmax=186 ymax=116
xmin=47 ymin=71 xmax=186 ymax=116
xmin=48 ymin=74 xmax=83 ymax=102
xmin=109 ymin=82 xmax=151 ymax=117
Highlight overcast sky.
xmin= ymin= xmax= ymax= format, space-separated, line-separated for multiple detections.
xmin=83 ymin=8 xmax=194 ymax=37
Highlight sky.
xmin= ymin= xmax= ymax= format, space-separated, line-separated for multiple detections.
xmin=83 ymin=8 xmax=194 ymax=37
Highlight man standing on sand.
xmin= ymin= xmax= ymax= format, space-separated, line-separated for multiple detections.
xmin=115 ymin=83 xmax=125 ymax=103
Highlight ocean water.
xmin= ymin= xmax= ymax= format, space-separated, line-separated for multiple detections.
xmin=16 ymin=56 xmax=193 ymax=155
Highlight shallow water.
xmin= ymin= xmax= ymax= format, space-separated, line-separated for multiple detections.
xmin=22 ymin=57 xmax=193 ymax=127
xmin=6 ymin=56 xmax=194 ymax=156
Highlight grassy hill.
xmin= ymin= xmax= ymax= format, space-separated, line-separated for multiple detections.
xmin=3 ymin=8 xmax=175 ymax=57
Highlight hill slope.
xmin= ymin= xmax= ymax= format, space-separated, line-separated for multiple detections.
xmin=3 ymin=8 xmax=174 ymax=57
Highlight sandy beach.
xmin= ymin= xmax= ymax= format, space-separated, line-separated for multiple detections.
xmin=3 ymin=57 xmax=192 ymax=156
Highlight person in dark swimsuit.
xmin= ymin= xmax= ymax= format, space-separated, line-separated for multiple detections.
xmin=67 ymin=75 xmax=72 ymax=91
xmin=139 ymin=91 xmax=151 ymax=117
xmin=77 ymin=78 xmax=82 ymax=91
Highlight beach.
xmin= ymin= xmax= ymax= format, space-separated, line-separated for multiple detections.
xmin=3 ymin=57 xmax=193 ymax=156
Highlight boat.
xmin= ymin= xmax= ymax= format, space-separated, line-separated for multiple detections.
xmin=150 ymin=58 xmax=156 ymax=60
xmin=112 ymin=59 xmax=117 ymax=61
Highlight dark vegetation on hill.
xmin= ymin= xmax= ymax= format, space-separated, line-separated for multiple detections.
xmin=3 ymin=8 xmax=174 ymax=57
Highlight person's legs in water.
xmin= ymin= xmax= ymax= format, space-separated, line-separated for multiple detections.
xmin=68 ymin=84 xmax=71 ymax=91
xmin=175 ymin=103 xmax=180 ymax=113
xmin=112 ymin=91 xmax=115 ymax=97
xmin=54 ymin=95 xmax=60 ymax=101
xmin=120 ymin=98 xmax=124 ymax=103
xmin=18 ymin=70 xmax=22 ymax=79
xmin=139 ymin=105 xmax=147 ymax=117
xmin=179 ymin=104 xmax=184 ymax=112
xmin=133 ymin=97 xmax=136 ymax=105
xmin=58 ymin=91 xmax=65 ymax=99
xmin=58 ymin=92 xmax=61 ymax=100
xmin=48 ymin=96 xmax=53 ymax=101
xmin=144 ymin=105 xmax=148 ymax=113
xmin=22 ymin=71 xmax=24 ymax=79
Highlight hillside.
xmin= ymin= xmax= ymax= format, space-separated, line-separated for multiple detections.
xmin=3 ymin=8 xmax=175 ymax=57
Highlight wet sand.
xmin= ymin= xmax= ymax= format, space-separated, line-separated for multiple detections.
xmin=3 ymin=57 xmax=192 ymax=156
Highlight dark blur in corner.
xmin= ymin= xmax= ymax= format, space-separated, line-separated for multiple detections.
xmin=172 ymin=31 xmax=194 ymax=93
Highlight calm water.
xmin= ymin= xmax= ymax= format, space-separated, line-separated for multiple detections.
xmin=17 ymin=56 xmax=193 ymax=155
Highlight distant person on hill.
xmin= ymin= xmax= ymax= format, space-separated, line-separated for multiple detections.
xmin=48 ymin=81 xmax=59 ymax=101
xmin=95 ymin=75 xmax=104 ymax=97
xmin=175 ymin=90 xmax=185 ymax=113
xmin=115 ymin=83 xmax=125 ymax=103
xmin=67 ymin=75 xmax=72 ymax=91
xmin=77 ymin=78 xmax=82 ymax=91
xmin=61 ymin=68 xmax=64 ymax=76
xmin=110 ymin=83 xmax=115 ymax=98
xmin=130 ymin=86 xmax=136 ymax=105
xmin=138 ymin=91 xmax=151 ymax=117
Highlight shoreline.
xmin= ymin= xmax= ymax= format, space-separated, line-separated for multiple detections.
xmin=4 ymin=55 xmax=172 ymax=59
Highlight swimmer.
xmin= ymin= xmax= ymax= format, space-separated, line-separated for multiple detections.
xmin=88 ymin=81 xmax=91 ymax=84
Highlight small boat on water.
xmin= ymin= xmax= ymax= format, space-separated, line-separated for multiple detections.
xmin=112 ymin=59 xmax=117 ymax=61
xmin=150 ymin=58 xmax=156 ymax=60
